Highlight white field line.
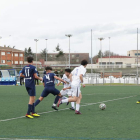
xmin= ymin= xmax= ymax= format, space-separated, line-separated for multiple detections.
xmin=0 ymin=95 xmax=137 ymax=122
xmin=0 ymin=135 xmax=52 ymax=140
xmin=81 ymin=95 xmax=138 ymax=106
xmin=0 ymin=108 xmax=69 ymax=122
xmin=82 ymin=93 xmax=135 ymax=95
xmin=82 ymin=94 xmax=95 ymax=95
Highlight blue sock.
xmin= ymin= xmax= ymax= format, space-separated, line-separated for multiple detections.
xmin=35 ymin=99 xmax=40 ymax=106
xmin=32 ymin=103 xmax=35 ymax=113
xmin=27 ymin=104 xmax=32 ymax=115
xmin=54 ymin=96 xmax=60 ymax=104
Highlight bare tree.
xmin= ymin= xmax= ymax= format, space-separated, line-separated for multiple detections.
xmin=103 ymin=50 xmax=119 ymax=57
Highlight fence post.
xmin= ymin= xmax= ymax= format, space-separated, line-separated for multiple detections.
xmin=103 ymin=66 xmax=104 ymax=85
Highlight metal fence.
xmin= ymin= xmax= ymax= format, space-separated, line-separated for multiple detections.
xmin=83 ymin=74 xmax=140 ymax=85
xmin=37 ymin=65 xmax=140 ymax=85
xmin=85 ymin=64 xmax=140 ymax=85
xmin=15 ymin=65 xmax=140 ymax=85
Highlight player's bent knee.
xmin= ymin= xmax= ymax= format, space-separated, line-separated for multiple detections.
xmin=39 ymin=97 xmax=44 ymax=101
xmin=58 ymin=93 xmax=62 ymax=97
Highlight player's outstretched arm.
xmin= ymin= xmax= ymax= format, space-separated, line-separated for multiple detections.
xmin=54 ymin=76 xmax=66 ymax=84
xmin=34 ymin=73 xmax=43 ymax=81
xmin=20 ymin=73 xmax=25 ymax=78
xmin=57 ymin=81 xmax=61 ymax=86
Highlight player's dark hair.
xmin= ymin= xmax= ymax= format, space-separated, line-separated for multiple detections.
xmin=45 ymin=66 xmax=52 ymax=71
xmin=27 ymin=56 xmax=33 ymax=63
xmin=65 ymin=68 xmax=71 ymax=73
xmin=81 ymin=60 xmax=88 ymax=66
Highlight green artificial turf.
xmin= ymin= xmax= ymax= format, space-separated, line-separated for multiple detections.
xmin=0 ymin=85 xmax=140 ymax=140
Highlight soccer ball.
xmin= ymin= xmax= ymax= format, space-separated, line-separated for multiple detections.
xmin=99 ymin=103 xmax=106 ymax=110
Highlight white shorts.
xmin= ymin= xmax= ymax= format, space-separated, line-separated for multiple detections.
xmin=60 ymin=89 xmax=72 ymax=97
xmin=71 ymin=85 xmax=81 ymax=97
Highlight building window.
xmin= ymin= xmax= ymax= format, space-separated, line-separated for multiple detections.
xmin=72 ymin=55 xmax=75 ymax=58
xmin=1 ymin=60 xmax=5 ymax=63
xmin=15 ymin=61 xmax=18 ymax=64
xmin=116 ymin=62 xmax=123 ymax=65
xmin=15 ymin=53 xmax=18 ymax=57
xmin=7 ymin=60 xmax=11 ymax=62
xmin=19 ymin=54 xmax=23 ymax=57
xmin=1 ymin=52 xmax=5 ymax=55
xmin=19 ymin=61 xmax=23 ymax=64
xmin=99 ymin=62 xmax=106 ymax=65
xmin=107 ymin=62 xmax=113 ymax=65
xmin=72 ymin=59 xmax=75 ymax=63
xmin=135 ymin=53 xmax=140 ymax=56
xmin=76 ymin=59 xmax=79 ymax=62
xmin=7 ymin=52 xmax=11 ymax=54
xmin=76 ymin=54 xmax=79 ymax=57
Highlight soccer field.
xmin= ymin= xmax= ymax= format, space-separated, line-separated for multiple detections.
xmin=0 ymin=85 xmax=140 ymax=140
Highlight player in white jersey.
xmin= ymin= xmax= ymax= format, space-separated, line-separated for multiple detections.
xmin=57 ymin=69 xmax=75 ymax=110
xmin=57 ymin=60 xmax=88 ymax=114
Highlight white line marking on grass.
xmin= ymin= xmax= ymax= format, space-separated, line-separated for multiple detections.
xmin=0 ymin=116 xmax=25 ymax=122
xmin=82 ymin=94 xmax=95 ymax=95
xmin=0 ymin=95 xmax=137 ymax=122
xmin=0 ymin=108 xmax=69 ymax=122
xmin=0 ymin=138 xmax=49 ymax=140
xmin=82 ymin=95 xmax=138 ymax=105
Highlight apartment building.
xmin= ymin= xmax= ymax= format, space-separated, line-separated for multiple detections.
xmin=0 ymin=46 xmax=24 ymax=66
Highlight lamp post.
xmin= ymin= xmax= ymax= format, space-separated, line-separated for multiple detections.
xmin=34 ymin=39 xmax=39 ymax=68
xmin=0 ymin=36 xmax=2 ymax=64
xmin=45 ymin=39 xmax=48 ymax=66
xmin=91 ymin=30 xmax=94 ymax=84
xmin=137 ymin=28 xmax=139 ymax=85
xmin=98 ymin=38 xmax=104 ymax=67
xmin=108 ymin=37 xmax=111 ymax=68
xmin=91 ymin=29 xmax=93 ymax=74
xmin=65 ymin=34 xmax=72 ymax=68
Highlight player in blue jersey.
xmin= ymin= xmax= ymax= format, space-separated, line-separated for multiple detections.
xmin=34 ymin=66 xmax=66 ymax=111
xmin=20 ymin=56 xmax=43 ymax=119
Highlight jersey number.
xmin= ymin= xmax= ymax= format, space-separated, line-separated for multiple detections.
xmin=45 ymin=75 xmax=50 ymax=80
xmin=25 ymin=68 xmax=30 ymax=77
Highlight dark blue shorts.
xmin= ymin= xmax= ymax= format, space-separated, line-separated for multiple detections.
xmin=26 ymin=86 xmax=36 ymax=96
xmin=41 ymin=87 xmax=60 ymax=97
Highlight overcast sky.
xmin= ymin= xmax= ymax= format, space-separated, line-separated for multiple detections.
xmin=0 ymin=0 xmax=140 ymax=57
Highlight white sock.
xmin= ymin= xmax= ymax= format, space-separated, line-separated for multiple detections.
xmin=62 ymin=98 xmax=68 ymax=103
xmin=76 ymin=104 xmax=80 ymax=111
xmin=53 ymin=103 xmax=56 ymax=106
xmin=71 ymin=102 xmax=75 ymax=109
